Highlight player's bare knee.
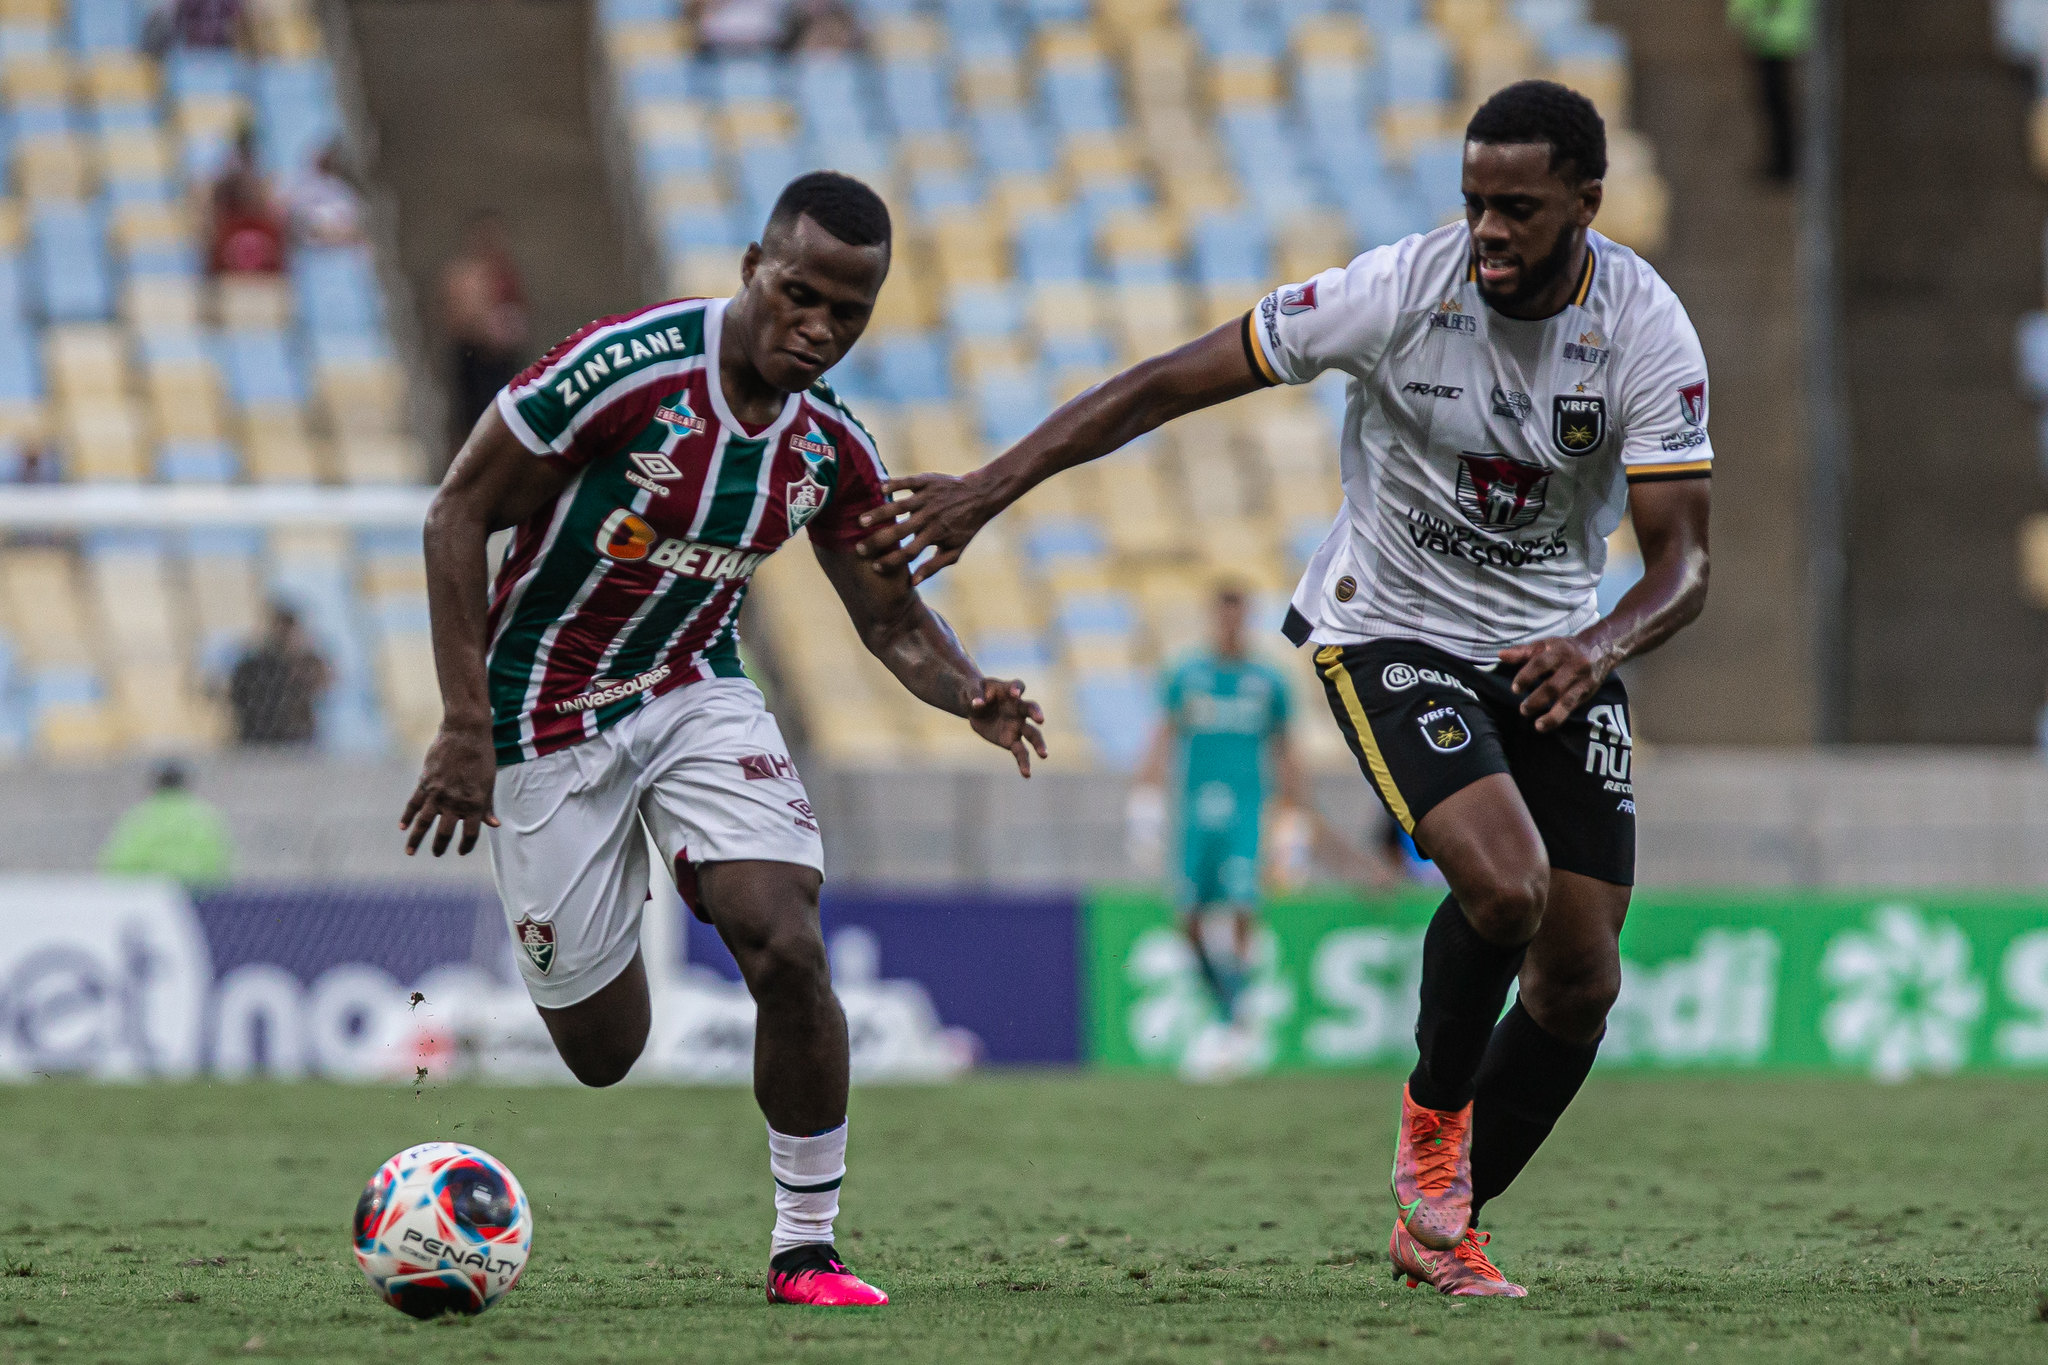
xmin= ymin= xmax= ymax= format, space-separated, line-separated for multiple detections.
xmin=738 ymin=922 xmax=831 ymax=1008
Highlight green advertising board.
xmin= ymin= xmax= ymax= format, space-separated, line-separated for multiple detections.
xmin=1082 ymin=887 xmax=2048 ymax=1078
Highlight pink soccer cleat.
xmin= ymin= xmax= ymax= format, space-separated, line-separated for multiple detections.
xmin=1388 ymin=1220 xmax=1527 ymax=1298
xmin=1390 ymin=1083 xmax=1475 ymax=1251
xmin=765 ymin=1244 xmax=889 ymax=1306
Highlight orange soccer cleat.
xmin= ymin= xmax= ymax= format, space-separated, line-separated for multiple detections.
xmin=1388 ymin=1220 xmax=1527 ymax=1298
xmin=765 ymin=1244 xmax=889 ymax=1306
xmin=1389 ymin=1083 xmax=1475 ymax=1250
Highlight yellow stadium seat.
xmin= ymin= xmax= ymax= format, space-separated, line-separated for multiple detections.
xmin=632 ymin=100 xmax=711 ymax=146
xmin=0 ymin=198 xmax=24 ymax=250
xmin=1551 ymin=54 xmax=1626 ymax=122
xmin=896 ymin=131 xmax=968 ymax=175
xmin=375 ymin=630 xmax=440 ymax=753
xmin=1061 ymin=131 xmax=1141 ymax=185
xmin=1275 ymin=210 xmax=1353 ymax=283
xmin=865 ymin=261 xmax=936 ymax=332
xmin=15 ymin=134 xmax=91 ymax=200
xmin=954 ymin=338 xmax=1033 ymax=387
xmin=48 ymin=324 xmax=129 ymax=398
xmin=2 ymin=547 xmax=93 ymax=667
xmin=1199 ymin=283 xmax=1261 ymax=332
xmin=1098 ymin=0 xmax=1175 ymax=40
xmin=37 ymin=703 xmax=120 ymax=761
xmin=1208 ymin=56 xmax=1283 ymax=106
xmin=1431 ymin=0 xmax=1504 ymax=41
xmin=335 ymin=431 xmax=421 ymax=485
xmin=605 ymin=20 xmax=684 ymax=67
xmin=61 ymin=399 xmax=149 ymax=481
xmin=82 ymin=54 xmax=156 ymax=105
xmin=98 ymin=128 xmax=171 ymax=183
xmin=669 ymin=248 xmax=740 ymax=300
xmin=1097 ymin=457 xmax=1187 ymax=559
xmin=1106 ymin=282 xmax=1192 ymax=361
xmin=1158 ymin=169 xmax=1237 ymax=220
xmin=242 ymin=406 xmax=323 ymax=483
xmin=1124 ymin=28 xmax=1199 ymax=109
xmin=315 ymin=356 xmax=405 ymax=435
xmin=1460 ymin=23 xmax=1542 ymax=100
xmin=990 ymin=173 xmax=1062 ymax=220
xmin=1381 ymin=102 xmax=1452 ymax=161
xmin=110 ymin=200 xmax=193 ymax=254
xmin=1098 ymin=206 xmax=1181 ymax=264
xmin=1065 ymin=634 xmax=1139 ymax=674
xmin=174 ymin=94 xmax=249 ymax=144
xmin=1599 ymin=171 xmax=1669 ymax=256
xmin=714 ymin=102 xmax=793 ymax=149
xmin=648 ymin=171 xmax=727 ymax=216
xmin=1290 ymin=14 xmax=1373 ymax=65
xmin=3 ymin=53 xmax=70 ymax=106
xmin=871 ymin=14 xmax=944 ymax=60
xmin=0 ymin=397 xmax=45 ymax=442
xmin=253 ymin=7 xmax=322 ymax=61
xmin=0 ymin=0 xmax=59 ymax=24
xmin=216 ymin=275 xmax=293 ymax=330
xmin=955 ymin=54 xmax=1029 ymax=109
xmin=903 ymin=402 xmax=981 ymax=475
xmin=87 ymin=552 xmax=180 ymax=662
xmin=145 ymin=355 xmax=229 ymax=443
xmin=1036 ymin=23 xmax=1106 ymax=66
xmin=929 ymin=211 xmax=1009 ymax=284
xmin=186 ymin=550 xmax=264 ymax=657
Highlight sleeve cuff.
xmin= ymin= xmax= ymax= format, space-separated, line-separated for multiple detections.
xmin=495 ymin=388 xmax=554 ymax=456
xmin=1624 ymin=459 xmax=1712 ymax=483
xmin=1241 ymin=311 xmax=1283 ymax=387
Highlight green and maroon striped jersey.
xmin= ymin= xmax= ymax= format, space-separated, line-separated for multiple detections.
xmin=485 ymin=296 xmax=887 ymax=765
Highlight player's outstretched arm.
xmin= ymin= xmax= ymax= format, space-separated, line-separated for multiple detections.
xmin=812 ymin=540 xmax=1048 ymax=776
xmin=1499 ymin=477 xmax=1711 ymax=732
xmin=854 ymin=319 xmax=1266 ymax=584
xmin=401 ymin=404 xmax=572 ymax=855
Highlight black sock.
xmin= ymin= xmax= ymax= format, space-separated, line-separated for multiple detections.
xmin=1405 ymin=895 xmax=1529 ymax=1112
xmin=1469 ymin=1001 xmax=1602 ymax=1217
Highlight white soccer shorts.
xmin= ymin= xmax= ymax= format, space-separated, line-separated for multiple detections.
xmin=487 ymin=676 xmax=824 ymax=1008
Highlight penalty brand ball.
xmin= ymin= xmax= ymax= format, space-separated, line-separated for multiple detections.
xmin=353 ymin=1142 xmax=532 ymax=1318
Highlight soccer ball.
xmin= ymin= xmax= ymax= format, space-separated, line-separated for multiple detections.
xmin=352 ymin=1142 xmax=532 ymax=1318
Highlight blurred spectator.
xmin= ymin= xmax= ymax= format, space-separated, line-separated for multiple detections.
xmin=228 ymin=603 xmax=332 ymax=746
xmin=289 ymin=140 xmax=367 ymax=248
xmin=144 ymin=0 xmax=249 ymax=53
xmin=207 ymin=126 xmax=287 ymax=277
xmin=440 ymin=211 xmax=529 ymax=446
xmin=789 ymin=0 xmax=863 ymax=53
xmin=689 ymin=0 xmax=791 ymax=55
xmin=98 ymin=763 xmax=234 ymax=889
xmin=0 ymin=440 xmax=59 ymax=484
xmin=1728 ymin=0 xmax=1812 ymax=183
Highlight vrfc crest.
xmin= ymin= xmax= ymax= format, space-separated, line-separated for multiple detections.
xmin=1454 ymin=452 xmax=1551 ymax=532
xmin=1552 ymin=394 xmax=1606 ymax=455
xmin=1418 ymin=705 xmax=1471 ymax=753
xmin=513 ymin=916 xmax=556 ymax=976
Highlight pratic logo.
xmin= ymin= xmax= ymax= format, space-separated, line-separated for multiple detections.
xmin=1278 ymin=281 xmax=1318 ymax=315
xmin=1402 ymin=381 xmax=1463 ymax=399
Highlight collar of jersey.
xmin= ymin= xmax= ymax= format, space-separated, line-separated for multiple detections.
xmin=702 ymin=296 xmax=804 ymax=443
xmin=1466 ymin=237 xmax=1597 ymax=324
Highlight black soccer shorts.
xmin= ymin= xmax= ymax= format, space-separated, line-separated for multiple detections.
xmin=1312 ymin=638 xmax=1636 ymax=886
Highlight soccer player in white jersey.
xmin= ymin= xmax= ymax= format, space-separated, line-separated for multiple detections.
xmin=399 ymin=173 xmax=1047 ymax=1307
xmin=857 ymin=83 xmax=1712 ymax=1297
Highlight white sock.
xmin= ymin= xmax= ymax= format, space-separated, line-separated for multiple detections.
xmin=768 ymin=1121 xmax=846 ymax=1256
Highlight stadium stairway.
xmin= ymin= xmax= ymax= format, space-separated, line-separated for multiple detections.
xmin=1593 ymin=0 xmax=1811 ymax=743
xmin=339 ymin=0 xmax=645 ymax=466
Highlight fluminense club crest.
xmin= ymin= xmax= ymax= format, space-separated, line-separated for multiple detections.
xmin=513 ymin=915 xmax=556 ymax=976
xmin=786 ymin=472 xmax=826 ymax=533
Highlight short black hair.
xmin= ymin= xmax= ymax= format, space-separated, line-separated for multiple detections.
xmin=1466 ymin=80 xmax=1608 ymax=183
xmin=765 ymin=171 xmax=892 ymax=248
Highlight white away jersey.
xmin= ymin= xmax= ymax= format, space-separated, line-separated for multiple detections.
xmin=1250 ymin=224 xmax=1712 ymax=660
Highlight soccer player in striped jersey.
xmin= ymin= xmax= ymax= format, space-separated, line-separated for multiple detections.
xmin=858 ymin=84 xmax=1713 ymax=1297
xmin=399 ymin=173 xmax=1046 ymax=1307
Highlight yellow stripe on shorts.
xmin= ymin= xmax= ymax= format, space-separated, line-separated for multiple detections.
xmin=1316 ymin=645 xmax=1415 ymax=834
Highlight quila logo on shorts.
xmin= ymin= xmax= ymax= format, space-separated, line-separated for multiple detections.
xmin=514 ymin=915 xmax=555 ymax=975
xmin=1381 ymin=662 xmax=1479 ymax=700
xmin=1418 ymin=705 xmax=1471 ymax=753
xmin=1552 ymin=395 xmax=1607 ymax=455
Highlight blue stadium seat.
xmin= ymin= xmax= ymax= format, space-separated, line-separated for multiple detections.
xmin=158 ymin=440 xmax=241 ymax=483
xmin=0 ymin=324 xmax=42 ymax=400
xmin=638 ymin=135 xmax=716 ymax=179
xmin=1057 ymin=590 xmax=1135 ymax=637
xmin=662 ymin=202 xmax=749 ymax=255
xmin=294 ymin=245 xmax=383 ymax=336
xmin=32 ymin=204 xmax=112 ymax=323
xmin=1105 ymin=254 xmax=1175 ymax=288
xmin=255 ymin=60 xmax=342 ymax=178
xmin=306 ymin=329 xmax=393 ymax=371
xmin=881 ymin=60 xmax=953 ymax=136
xmin=89 ymin=102 xmax=158 ymax=138
xmin=598 ymin=0 xmax=681 ymax=25
xmin=166 ymin=49 xmax=251 ymax=101
xmin=972 ymin=630 xmax=1053 ymax=676
xmin=1359 ymin=0 xmax=1423 ymax=29
xmin=1407 ymin=134 xmax=1466 ymax=217
xmin=1380 ymin=27 xmax=1452 ymax=105
xmin=969 ymin=108 xmax=1054 ymax=177
xmin=624 ymin=59 xmax=694 ymax=104
xmin=1538 ymin=22 xmax=1627 ymax=64
xmin=946 ymin=282 xmax=1024 ymax=339
xmin=219 ymin=331 xmax=306 ymax=406
xmin=1022 ymin=517 xmax=1105 ymax=565
xmin=2019 ymin=312 xmax=2048 ymax=401
xmin=935 ymin=0 xmax=1007 ymax=33
xmin=871 ymin=332 xmax=953 ymax=403
xmin=1191 ymin=213 xmax=1271 ymax=285
xmin=976 ymin=369 xmax=1050 ymax=446
xmin=735 ymin=141 xmax=815 ymax=221
xmin=911 ymin=169 xmax=983 ymax=217
xmin=1021 ymin=0 xmax=1091 ymax=23
xmin=1040 ymin=65 xmax=1122 ymax=136
xmin=710 ymin=55 xmax=782 ymax=104
xmin=1512 ymin=0 xmax=1591 ymax=34
xmin=1075 ymin=669 xmax=1155 ymax=768
xmin=1015 ymin=210 xmax=1093 ymax=282
xmin=0 ymin=253 xmax=28 ymax=322
xmin=1040 ymin=331 xmax=1112 ymax=372
xmin=1075 ymin=180 xmax=1151 ymax=229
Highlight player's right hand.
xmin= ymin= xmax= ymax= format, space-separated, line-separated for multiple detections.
xmin=400 ymin=720 xmax=500 ymax=857
xmin=853 ymin=470 xmax=995 ymax=585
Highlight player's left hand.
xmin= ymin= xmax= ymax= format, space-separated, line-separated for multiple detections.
xmin=966 ymin=677 xmax=1048 ymax=777
xmin=854 ymin=470 xmax=997 ymax=585
xmin=1498 ymin=635 xmax=1611 ymax=733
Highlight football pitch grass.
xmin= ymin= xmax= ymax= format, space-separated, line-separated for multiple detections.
xmin=0 ymin=1074 xmax=2043 ymax=1363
